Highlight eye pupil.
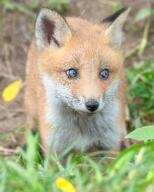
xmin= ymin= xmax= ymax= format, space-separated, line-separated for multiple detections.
xmin=99 ymin=69 xmax=109 ymax=80
xmin=66 ymin=68 xmax=78 ymax=79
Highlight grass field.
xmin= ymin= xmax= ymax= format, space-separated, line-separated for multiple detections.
xmin=0 ymin=1 xmax=154 ymax=192
xmin=1 ymin=140 xmax=154 ymax=192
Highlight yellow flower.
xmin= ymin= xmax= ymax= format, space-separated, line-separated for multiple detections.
xmin=2 ymin=80 xmax=23 ymax=102
xmin=56 ymin=177 xmax=76 ymax=192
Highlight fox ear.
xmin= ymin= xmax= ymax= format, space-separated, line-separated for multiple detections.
xmin=103 ymin=7 xmax=130 ymax=47
xmin=35 ymin=8 xmax=72 ymax=49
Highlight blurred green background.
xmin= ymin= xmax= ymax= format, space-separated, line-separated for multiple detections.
xmin=0 ymin=1 xmax=154 ymax=191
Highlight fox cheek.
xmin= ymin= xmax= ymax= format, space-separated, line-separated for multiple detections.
xmin=103 ymin=80 xmax=119 ymax=102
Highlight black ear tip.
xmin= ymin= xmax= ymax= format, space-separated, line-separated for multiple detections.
xmin=103 ymin=6 xmax=129 ymax=23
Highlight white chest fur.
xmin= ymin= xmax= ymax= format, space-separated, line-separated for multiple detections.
xmin=43 ymin=75 xmax=122 ymax=152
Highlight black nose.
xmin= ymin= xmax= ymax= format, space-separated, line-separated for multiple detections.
xmin=85 ymin=99 xmax=99 ymax=112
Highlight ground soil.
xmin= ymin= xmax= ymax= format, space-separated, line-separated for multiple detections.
xmin=0 ymin=0 xmax=153 ymax=149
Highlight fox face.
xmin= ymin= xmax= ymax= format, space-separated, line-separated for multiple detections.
xmin=36 ymin=8 xmax=129 ymax=114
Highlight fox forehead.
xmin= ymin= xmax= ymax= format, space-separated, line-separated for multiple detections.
xmin=66 ymin=17 xmax=107 ymax=41
xmin=39 ymin=17 xmax=123 ymax=73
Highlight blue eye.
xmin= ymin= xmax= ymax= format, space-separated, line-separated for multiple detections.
xmin=66 ymin=68 xmax=78 ymax=79
xmin=99 ymin=69 xmax=109 ymax=80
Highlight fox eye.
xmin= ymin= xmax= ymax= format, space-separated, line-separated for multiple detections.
xmin=99 ymin=69 xmax=109 ymax=80
xmin=66 ymin=68 xmax=78 ymax=79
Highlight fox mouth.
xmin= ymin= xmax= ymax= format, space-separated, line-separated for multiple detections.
xmin=77 ymin=109 xmax=98 ymax=116
xmin=65 ymin=103 xmax=98 ymax=116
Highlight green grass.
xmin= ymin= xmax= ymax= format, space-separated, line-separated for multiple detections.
xmin=0 ymin=58 xmax=154 ymax=192
xmin=127 ymin=58 xmax=154 ymax=128
xmin=1 ymin=133 xmax=154 ymax=192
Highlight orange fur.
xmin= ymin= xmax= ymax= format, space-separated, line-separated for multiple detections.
xmin=25 ymin=8 xmax=129 ymax=153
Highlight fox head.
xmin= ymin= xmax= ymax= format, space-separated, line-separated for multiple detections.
xmin=35 ymin=7 xmax=130 ymax=114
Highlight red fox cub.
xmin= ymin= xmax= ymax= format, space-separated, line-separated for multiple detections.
xmin=25 ymin=7 xmax=130 ymax=153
